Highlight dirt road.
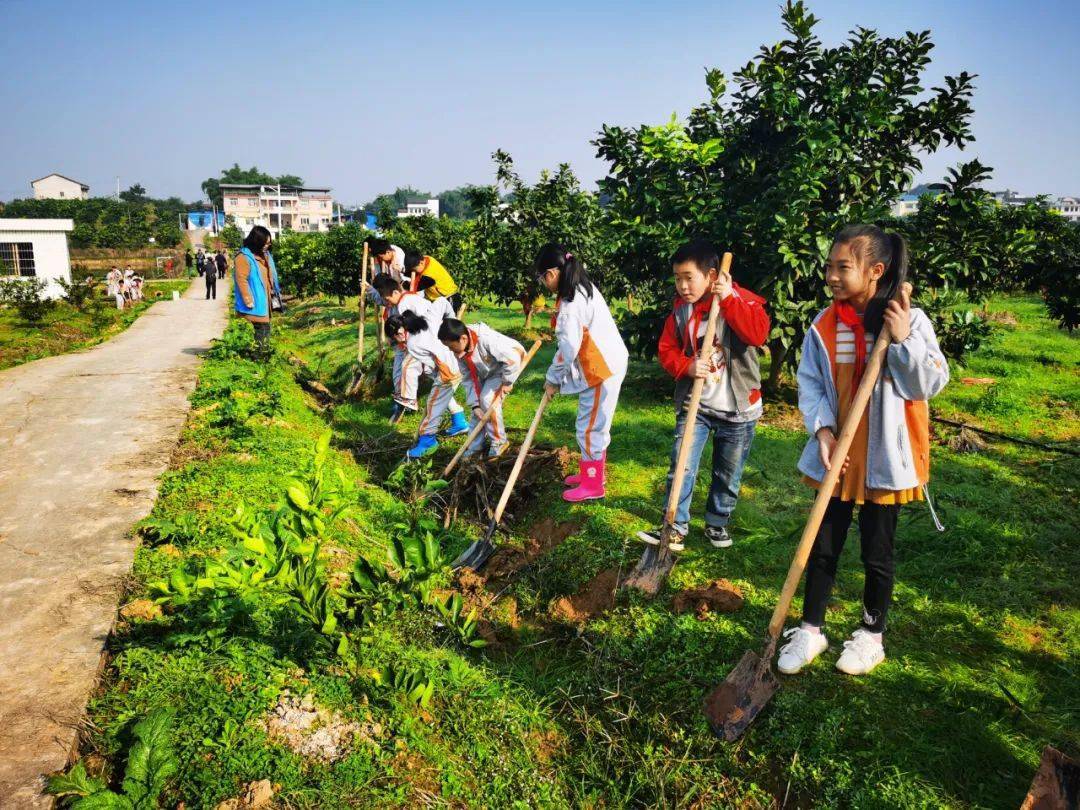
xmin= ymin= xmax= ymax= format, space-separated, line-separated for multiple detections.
xmin=0 ymin=279 xmax=228 ymax=806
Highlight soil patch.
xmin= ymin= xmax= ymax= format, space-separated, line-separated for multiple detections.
xmin=261 ymin=691 xmax=381 ymax=763
xmin=947 ymin=426 xmax=987 ymax=453
xmin=482 ymin=517 xmax=583 ymax=583
xmin=671 ymin=579 xmax=745 ymax=619
xmin=550 ymin=566 xmax=622 ymax=625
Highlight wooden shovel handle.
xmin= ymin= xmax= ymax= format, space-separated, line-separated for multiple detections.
xmin=491 ymin=388 xmax=554 ymax=525
xmin=766 ymin=284 xmax=912 ymax=639
xmin=442 ymin=340 xmax=543 ymax=477
xmin=662 ymin=252 xmax=733 ymax=528
xmin=357 ymin=243 xmax=370 ymax=363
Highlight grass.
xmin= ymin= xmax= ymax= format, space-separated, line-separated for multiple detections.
xmin=0 ymin=279 xmax=190 ymax=370
xmin=73 ymin=293 xmax=1078 ymax=809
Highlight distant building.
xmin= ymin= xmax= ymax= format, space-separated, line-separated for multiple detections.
xmin=397 ymin=197 xmax=440 ymax=218
xmin=1052 ymin=196 xmax=1080 ymax=223
xmin=221 ymin=184 xmax=335 ymax=236
xmin=989 ymin=189 xmax=1046 ymax=208
xmin=890 ymin=182 xmax=948 ymax=217
xmin=31 ymin=174 xmax=89 ymax=201
xmin=0 ymin=219 xmax=74 ymax=298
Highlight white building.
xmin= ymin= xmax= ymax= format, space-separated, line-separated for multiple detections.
xmin=890 ymin=182 xmax=948 ymax=217
xmin=397 ymin=197 xmax=440 ymax=218
xmin=0 ymin=219 xmax=74 ymax=299
xmin=1053 ymin=196 xmax=1080 ymax=223
xmin=221 ymin=184 xmax=335 ymax=236
xmin=31 ymin=174 xmax=89 ymax=201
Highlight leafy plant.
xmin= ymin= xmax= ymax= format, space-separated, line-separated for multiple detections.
xmin=434 ymin=592 xmax=486 ymax=648
xmin=47 ymin=708 xmax=177 ymax=808
xmin=0 ymin=277 xmax=55 ymax=323
xmin=57 ymin=271 xmax=98 ymax=311
xmin=342 ymin=519 xmax=445 ymax=622
xmin=207 ymin=319 xmax=257 ymax=360
xmin=369 ymin=664 xmax=436 ymax=707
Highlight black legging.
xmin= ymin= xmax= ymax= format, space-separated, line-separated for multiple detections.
xmin=205 ymin=273 xmax=216 ymax=299
xmin=801 ymin=498 xmax=900 ymax=633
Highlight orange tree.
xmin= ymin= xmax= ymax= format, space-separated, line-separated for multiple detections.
xmin=594 ymin=1 xmax=979 ymax=391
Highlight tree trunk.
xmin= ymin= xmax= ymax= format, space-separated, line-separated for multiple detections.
xmin=524 ymin=309 xmax=534 ymax=329
xmin=763 ymin=338 xmax=789 ymax=398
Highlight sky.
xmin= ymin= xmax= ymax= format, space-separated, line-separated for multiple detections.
xmin=2 ymin=0 xmax=1078 ymax=205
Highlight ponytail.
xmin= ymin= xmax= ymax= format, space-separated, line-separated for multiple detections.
xmin=534 ymin=242 xmax=595 ymax=303
xmin=832 ymin=224 xmax=909 ymax=334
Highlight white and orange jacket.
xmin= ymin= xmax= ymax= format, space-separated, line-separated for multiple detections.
xmin=545 ymin=285 xmax=629 ymax=395
xmin=456 ymin=323 xmax=527 ymax=405
xmin=390 ymin=292 xmax=454 ymax=351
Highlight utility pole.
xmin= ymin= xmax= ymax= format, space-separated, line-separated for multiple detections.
xmin=115 ymin=176 xmax=120 ymax=201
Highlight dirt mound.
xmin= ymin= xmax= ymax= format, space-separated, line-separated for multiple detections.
xmin=947 ymin=427 xmax=987 ymax=453
xmin=550 ymin=566 xmax=621 ymax=624
xmin=671 ymin=579 xmax=745 ymax=619
xmin=262 ymin=691 xmax=381 ymax=763
xmin=446 ymin=447 xmax=573 ymax=527
xmin=483 ymin=517 xmax=582 ymax=583
xmin=215 ymin=779 xmax=275 ymax=810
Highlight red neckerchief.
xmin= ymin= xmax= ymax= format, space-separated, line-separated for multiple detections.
xmin=463 ymin=330 xmax=482 ymax=400
xmin=834 ymin=301 xmax=867 ymax=402
xmin=681 ymin=294 xmax=714 ymax=357
xmin=550 ymin=299 xmax=560 ymax=330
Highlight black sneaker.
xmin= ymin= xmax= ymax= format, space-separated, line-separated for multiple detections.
xmin=705 ymin=525 xmax=732 ymax=549
xmin=636 ymin=526 xmax=687 ymax=552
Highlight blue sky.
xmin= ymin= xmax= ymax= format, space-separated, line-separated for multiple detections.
xmin=2 ymin=0 xmax=1077 ymax=204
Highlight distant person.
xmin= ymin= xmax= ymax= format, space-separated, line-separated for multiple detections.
xmin=215 ymin=250 xmax=227 ymax=280
xmin=106 ymin=267 xmax=120 ymax=298
xmin=233 ymin=226 xmax=281 ymax=357
xmin=114 ymin=276 xmax=127 ymax=310
xmin=185 ymin=249 xmax=193 ymax=273
xmin=195 ymin=249 xmax=205 ymax=276
xmin=205 ymin=254 xmax=217 ymax=300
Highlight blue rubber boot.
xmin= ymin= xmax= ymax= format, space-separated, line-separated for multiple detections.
xmin=442 ymin=410 xmax=469 ymax=437
xmin=407 ymin=435 xmax=439 ymax=459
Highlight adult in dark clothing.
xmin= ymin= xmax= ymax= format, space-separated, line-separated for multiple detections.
xmin=185 ymin=249 xmax=193 ymax=273
xmin=215 ymin=250 xmax=227 ymax=279
xmin=195 ymin=249 xmax=205 ymax=276
xmin=205 ymin=261 xmax=217 ymax=299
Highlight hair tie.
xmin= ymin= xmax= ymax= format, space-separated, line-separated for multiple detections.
xmin=565 ymin=252 xmax=574 ymax=262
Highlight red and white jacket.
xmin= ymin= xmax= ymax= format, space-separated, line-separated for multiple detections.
xmin=658 ymin=283 xmax=770 ymax=416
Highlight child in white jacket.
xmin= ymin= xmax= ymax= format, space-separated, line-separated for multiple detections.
xmin=385 ymin=310 xmax=465 ymax=459
xmin=536 ymin=243 xmax=628 ymax=502
xmin=438 ymin=318 xmax=527 ymax=459
xmin=372 ymin=273 xmax=465 ymax=433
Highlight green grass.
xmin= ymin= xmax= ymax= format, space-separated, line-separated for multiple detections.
xmin=75 ymin=295 xmax=1078 ymax=808
xmin=0 ymin=279 xmax=190 ymax=371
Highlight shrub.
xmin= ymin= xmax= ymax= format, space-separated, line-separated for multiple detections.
xmin=56 ymin=270 xmax=98 ymax=311
xmin=0 ymin=277 xmax=55 ymax=323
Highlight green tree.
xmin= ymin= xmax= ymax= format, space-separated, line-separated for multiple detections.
xmin=595 ymin=1 xmax=978 ymax=389
xmin=437 ymin=186 xmax=482 ymax=219
xmin=467 ymin=150 xmax=604 ymax=310
xmin=119 ymin=183 xmax=147 ymax=203
xmin=202 ymin=164 xmax=305 ymax=207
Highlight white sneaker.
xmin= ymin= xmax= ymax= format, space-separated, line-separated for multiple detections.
xmin=835 ymin=629 xmax=885 ymax=675
xmin=776 ymin=627 xmax=828 ymax=675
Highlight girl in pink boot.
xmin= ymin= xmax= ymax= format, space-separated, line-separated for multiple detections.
xmin=535 ymin=243 xmax=628 ymax=502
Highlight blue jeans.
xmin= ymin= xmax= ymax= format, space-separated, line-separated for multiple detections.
xmin=664 ymin=410 xmax=757 ymax=535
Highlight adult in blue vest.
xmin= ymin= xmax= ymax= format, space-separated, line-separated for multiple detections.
xmin=233 ymin=225 xmax=281 ymax=357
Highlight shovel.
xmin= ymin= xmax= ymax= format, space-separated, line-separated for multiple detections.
xmin=442 ymin=340 xmax=544 ymax=477
xmin=452 ymin=388 xmax=554 ymax=571
xmin=703 ymin=283 xmax=912 ymax=742
xmin=621 ymin=252 xmax=732 ymax=596
xmin=346 ymin=246 xmax=379 ymax=397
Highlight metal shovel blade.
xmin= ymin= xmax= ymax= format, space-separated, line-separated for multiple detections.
xmin=451 ymin=538 xmax=496 ymax=572
xmin=702 ymin=643 xmax=780 ymax=742
xmin=621 ymin=537 xmax=677 ymax=596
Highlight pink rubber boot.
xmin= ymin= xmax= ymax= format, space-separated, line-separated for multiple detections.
xmin=564 ymin=452 xmax=605 ymax=486
xmin=563 ymin=458 xmax=605 ymax=502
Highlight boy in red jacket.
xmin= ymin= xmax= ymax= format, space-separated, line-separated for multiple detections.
xmin=638 ymin=238 xmax=770 ymax=551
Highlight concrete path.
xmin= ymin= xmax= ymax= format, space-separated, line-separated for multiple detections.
xmin=0 ymin=279 xmax=228 ymax=807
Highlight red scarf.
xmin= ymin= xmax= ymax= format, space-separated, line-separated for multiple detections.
xmin=550 ymin=299 xmax=560 ymax=330
xmin=834 ymin=301 xmax=867 ymax=402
